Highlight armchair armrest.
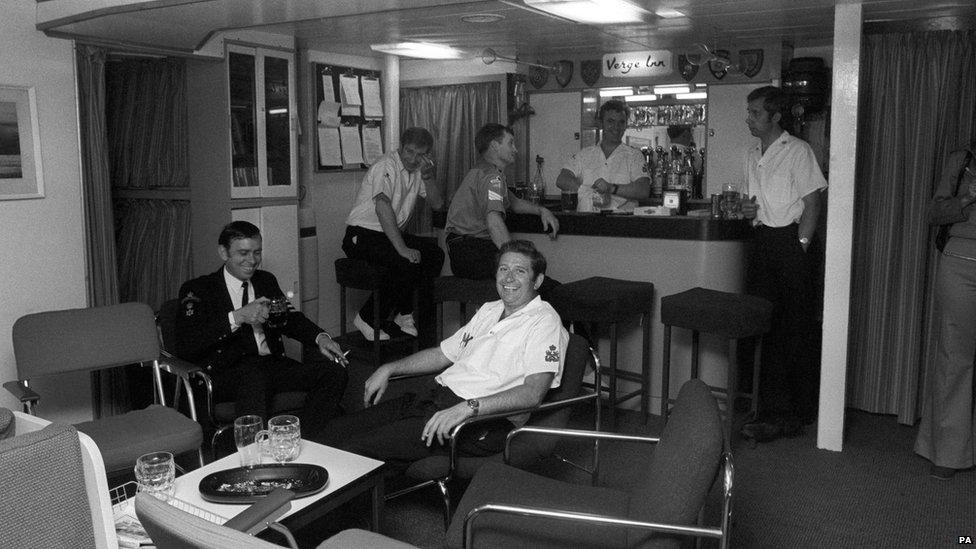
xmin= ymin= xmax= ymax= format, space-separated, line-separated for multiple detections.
xmin=444 ymin=392 xmax=600 ymax=481
xmin=503 ymin=426 xmax=659 ymax=467
xmin=157 ymin=349 xmax=204 ymax=379
xmin=463 ymin=503 xmax=724 ymax=549
xmin=3 ymin=380 xmax=40 ymax=413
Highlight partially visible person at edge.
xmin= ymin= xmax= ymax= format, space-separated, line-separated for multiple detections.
xmin=915 ymin=139 xmax=976 ymax=480
xmin=556 ymin=99 xmax=649 ymax=213
xmin=342 ymin=127 xmax=445 ymax=342
xmin=737 ymin=85 xmax=827 ymax=443
xmin=444 ymin=123 xmax=560 ymax=284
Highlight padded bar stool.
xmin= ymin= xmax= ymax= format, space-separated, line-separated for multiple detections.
xmin=549 ymin=277 xmax=654 ymax=426
xmin=432 ymin=276 xmax=499 ymax=339
xmin=660 ymin=287 xmax=773 ymax=445
xmin=335 ymin=258 xmax=418 ymax=368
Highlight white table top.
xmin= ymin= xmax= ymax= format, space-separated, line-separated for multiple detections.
xmin=174 ymin=440 xmax=384 ymax=523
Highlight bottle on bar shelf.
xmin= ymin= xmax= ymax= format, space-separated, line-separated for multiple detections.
xmin=529 ymin=155 xmax=546 ymax=205
xmin=652 ymin=146 xmax=665 ymax=200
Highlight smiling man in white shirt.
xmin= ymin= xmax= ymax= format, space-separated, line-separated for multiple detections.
xmin=315 ymin=240 xmax=568 ymax=470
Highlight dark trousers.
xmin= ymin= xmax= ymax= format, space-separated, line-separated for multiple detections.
xmin=315 ymin=378 xmax=514 ymax=473
xmin=342 ymin=226 xmax=445 ymax=327
xmin=746 ymin=224 xmax=822 ymax=421
xmin=212 ymin=349 xmax=349 ymax=437
xmin=446 ymin=233 xmax=561 ymax=298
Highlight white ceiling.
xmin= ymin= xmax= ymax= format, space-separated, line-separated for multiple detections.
xmin=37 ymin=0 xmax=976 ymax=58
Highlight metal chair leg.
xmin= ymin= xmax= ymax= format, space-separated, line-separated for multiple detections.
xmin=436 ymin=479 xmax=452 ymax=531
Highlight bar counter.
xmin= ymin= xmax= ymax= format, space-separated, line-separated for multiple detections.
xmin=507 ymin=211 xmax=754 ymax=415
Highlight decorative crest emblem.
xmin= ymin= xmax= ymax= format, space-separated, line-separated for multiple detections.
xmin=708 ymin=49 xmax=731 ymax=80
xmin=738 ymin=49 xmax=764 ymax=78
xmin=555 ymin=60 xmax=574 ymax=88
xmin=678 ymin=54 xmax=699 ymax=82
xmin=528 ymin=65 xmax=548 ymax=89
xmin=580 ymin=59 xmax=601 ymax=86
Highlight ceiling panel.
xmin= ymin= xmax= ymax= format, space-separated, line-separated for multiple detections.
xmin=37 ymin=0 xmax=976 ymax=56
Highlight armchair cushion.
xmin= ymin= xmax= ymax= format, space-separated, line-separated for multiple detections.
xmin=0 ymin=423 xmax=96 ymax=549
xmin=447 ymin=461 xmax=629 ymax=549
xmin=0 ymin=407 xmax=13 ymax=440
xmin=75 ymin=404 xmax=203 ymax=473
xmin=316 ymin=528 xmax=419 ymax=549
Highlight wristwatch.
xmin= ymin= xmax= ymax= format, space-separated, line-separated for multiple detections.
xmin=799 ymin=237 xmax=810 ymax=246
xmin=611 ymin=184 xmax=620 ymax=195
xmin=466 ymin=399 xmax=480 ymax=417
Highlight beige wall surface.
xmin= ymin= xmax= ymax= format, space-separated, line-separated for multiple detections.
xmin=0 ymin=2 xmax=91 ymax=422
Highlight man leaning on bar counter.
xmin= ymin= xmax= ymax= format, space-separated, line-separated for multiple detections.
xmin=444 ymin=123 xmax=559 ymax=281
xmin=556 ymin=99 xmax=650 ymax=213
xmin=738 ymin=86 xmax=827 ymax=443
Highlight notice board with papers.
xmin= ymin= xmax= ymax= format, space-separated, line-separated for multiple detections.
xmin=313 ymin=63 xmax=385 ymax=171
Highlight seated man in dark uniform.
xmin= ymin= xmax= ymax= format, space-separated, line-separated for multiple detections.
xmin=315 ymin=240 xmax=568 ymax=472
xmin=175 ymin=221 xmax=348 ymax=435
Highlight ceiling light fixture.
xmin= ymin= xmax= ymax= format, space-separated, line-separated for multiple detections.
xmin=370 ymin=42 xmax=463 ymax=59
xmin=653 ymin=84 xmax=692 ymax=95
xmin=461 ymin=13 xmax=506 ymax=23
xmin=624 ymin=94 xmax=657 ymax=102
xmin=599 ymin=87 xmax=634 ymax=97
xmin=522 ymin=0 xmax=651 ymax=24
xmin=675 ymin=92 xmax=708 ymax=100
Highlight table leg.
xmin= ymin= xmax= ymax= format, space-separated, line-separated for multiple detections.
xmin=370 ymin=475 xmax=385 ymax=532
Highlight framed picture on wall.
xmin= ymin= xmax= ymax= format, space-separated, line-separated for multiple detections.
xmin=0 ymin=85 xmax=44 ymax=200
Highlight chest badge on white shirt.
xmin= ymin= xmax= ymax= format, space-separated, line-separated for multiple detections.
xmin=460 ymin=332 xmax=473 ymax=349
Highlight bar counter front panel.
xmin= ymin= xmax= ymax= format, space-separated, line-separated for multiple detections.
xmin=508 ymin=211 xmax=752 ymax=414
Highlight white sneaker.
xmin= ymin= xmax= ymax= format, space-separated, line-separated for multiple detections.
xmin=394 ymin=313 xmax=418 ymax=337
xmin=354 ymin=313 xmax=390 ymax=341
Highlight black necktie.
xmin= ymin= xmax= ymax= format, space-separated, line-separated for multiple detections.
xmin=240 ymin=281 xmax=257 ymax=353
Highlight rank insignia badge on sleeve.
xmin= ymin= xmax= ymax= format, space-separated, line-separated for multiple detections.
xmin=181 ymin=292 xmax=200 ymax=317
xmin=545 ymin=345 xmax=560 ymax=362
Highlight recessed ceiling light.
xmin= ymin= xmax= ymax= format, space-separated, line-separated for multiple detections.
xmin=461 ymin=13 xmax=505 ymax=24
xmin=655 ymin=8 xmax=686 ymax=19
xmin=653 ymin=84 xmax=692 ymax=95
xmin=370 ymin=42 xmax=463 ymax=59
xmin=524 ymin=0 xmax=651 ymax=25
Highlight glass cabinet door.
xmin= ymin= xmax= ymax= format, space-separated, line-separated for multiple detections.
xmin=228 ymin=48 xmax=259 ymax=197
xmin=227 ymin=44 xmax=296 ymax=199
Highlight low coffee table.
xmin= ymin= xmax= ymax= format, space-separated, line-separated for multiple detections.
xmin=174 ymin=440 xmax=385 ymax=533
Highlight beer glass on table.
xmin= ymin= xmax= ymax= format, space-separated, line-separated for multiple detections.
xmin=266 ymin=296 xmax=290 ymax=330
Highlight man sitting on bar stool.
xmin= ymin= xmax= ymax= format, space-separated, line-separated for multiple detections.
xmin=315 ymin=240 xmax=568 ymax=471
xmin=343 ymin=127 xmax=445 ymax=341
xmin=175 ymin=221 xmax=349 ymax=437
xmin=739 ymin=86 xmax=827 ymax=442
xmin=444 ymin=123 xmax=560 ymax=282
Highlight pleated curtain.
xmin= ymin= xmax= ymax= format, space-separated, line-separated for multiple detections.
xmin=849 ymin=30 xmax=976 ymax=424
xmin=400 ymin=81 xmax=501 ymax=234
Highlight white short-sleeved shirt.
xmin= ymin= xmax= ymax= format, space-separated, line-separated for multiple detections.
xmin=743 ymin=131 xmax=827 ymax=228
xmin=346 ymin=150 xmax=426 ymax=231
xmin=437 ymin=296 xmax=568 ymax=401
xmin=563 ymin=143 xmax=648 ymax=212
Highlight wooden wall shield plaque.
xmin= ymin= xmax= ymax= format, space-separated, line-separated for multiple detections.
xmin=708 ymin=49 xmax=731 ymax=80
xmin=528 ymin=65 xmax=548 ymax=89
xmin=581 ymin=59 xmax=601 ymax=86
xmin=678 ymin=54 xmax=699 ymax=81
xmin=738 ymin=49 xmax=764 ymax=78
xmin=555 ymin=60 xmax=574 ymax=87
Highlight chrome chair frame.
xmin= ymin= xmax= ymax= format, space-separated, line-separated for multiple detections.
xmin=386 ymin=345 xmax=603 ymax=530
xmin=463 ymin=427 xmax=734 ymax=549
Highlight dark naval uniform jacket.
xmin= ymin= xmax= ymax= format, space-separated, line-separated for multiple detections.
xmin=175 ymin=268 xmax=324 ymax=370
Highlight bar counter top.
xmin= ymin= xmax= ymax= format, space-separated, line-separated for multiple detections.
xmin=506 ymin=211 xmax=753 ymax=241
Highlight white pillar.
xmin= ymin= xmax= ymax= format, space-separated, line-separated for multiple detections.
xmin=382 ymin=55 xmax=399 ymax=151
xmin=818 ymin=2 xmax=862 ymax=451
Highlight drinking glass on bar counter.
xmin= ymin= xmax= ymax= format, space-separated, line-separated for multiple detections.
xmin=234 ymin=414 xmax=264 ymax=468
xmin=134 ymin=451 xmax=175 ymax=498
xmin=721 ymin=183 xmax=741 ymax=219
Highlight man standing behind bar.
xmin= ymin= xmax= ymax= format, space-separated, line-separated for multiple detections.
xmin=343 ymin=127 xmax=445 ymax=341
xmin=739 ymin=86 xmax=827 ymax=442
xmin=445 ymin=123 xmax=559 ymax=280
xmin=556 ymin=99 xmax=649 ymax=212
xmin=175 ymin=221 xmax=349 ymax=436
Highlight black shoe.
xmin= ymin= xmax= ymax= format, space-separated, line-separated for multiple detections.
xmin=930 ymin=465 xmax=956 ymax=480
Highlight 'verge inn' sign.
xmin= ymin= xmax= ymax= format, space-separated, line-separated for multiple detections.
xmin=602 ymin=50 xmax=672 ymax=78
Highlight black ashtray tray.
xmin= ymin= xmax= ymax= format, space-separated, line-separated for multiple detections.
xmin=199 ymin=463 xmax=328 ymax=503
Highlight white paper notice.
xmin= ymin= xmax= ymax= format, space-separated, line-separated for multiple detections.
xmin=322 ymin=74 xmax=336 ymax=103
xmin=339 ymin=125 xmax=364 ymax=165
xmin=361 ymin=125 xmax=383 ymax=165
xmin=339 ymin=74 xmax=362 ymax=116
xmin=361 ymin=78 xmax=383 ymax=119
xmin=317 ymin=126 xmax=342 ymax=167
xmin=317 ymin=100 xmax=341 ymax=128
